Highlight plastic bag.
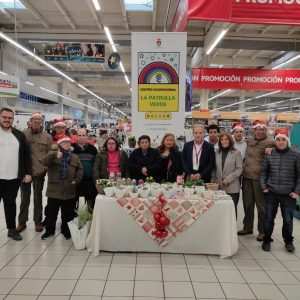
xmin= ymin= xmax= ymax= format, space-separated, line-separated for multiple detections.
xmin=68 ymin=219 xmax=91 ymax=250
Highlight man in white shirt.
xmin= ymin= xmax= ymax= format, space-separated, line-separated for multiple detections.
xmin=0 ymin=108 xmax=32 ymax=241
xmin=182 ymin=124 xmax=215 ymax=183
xmin=204 ymin=124 xmax=220 ymax=151
xmin=232 ymin=122 xmax=247 ymax=160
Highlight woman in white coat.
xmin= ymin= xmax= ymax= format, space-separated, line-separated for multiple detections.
xmin=212 ymin=132 xmax=243 ymax=217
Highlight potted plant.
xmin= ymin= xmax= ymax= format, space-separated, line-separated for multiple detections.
xmin=68 ymin=205 xmax=93 ymax=250
xmin=129 ymin=186 xmax=139 ymax=198
xmin=139 ymin=185 xmax=150 ymax=198
xmin=194 ymin=179 xmax=205 ymax=195
xmin=184 ymin=179 xmax=195 ymax=196
xmin=114 ymin=184 xmax=126 ymax=198
xmin=104 ymin=181 xmax=114 ymax=197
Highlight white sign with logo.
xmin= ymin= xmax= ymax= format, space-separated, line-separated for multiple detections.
xmin=131 ymin=32 xmax=187 ymax=139
xmin=0 ymin=74 xmax=20 ymax=98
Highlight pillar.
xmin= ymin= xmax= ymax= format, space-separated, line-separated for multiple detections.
xmin=239 ymin=90 xmax=245 ymax=111
xmin=57 ymin=82 xmax=63 ymax=117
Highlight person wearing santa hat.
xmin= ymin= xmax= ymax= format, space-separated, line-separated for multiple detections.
xmin=40 ymin=134 xmax=83 ymax=240
xmin=260 ymin=133 xmax=300 ymax=252
xmin=231 ymin=122 xmax=247 ymax=160
xmin=52 ymin=119 xmax=77 ymax=145
xmin=17 ymin=112 xmax=53 ymax=234
xmin=238 ymin=120 xmax=274 ymax=242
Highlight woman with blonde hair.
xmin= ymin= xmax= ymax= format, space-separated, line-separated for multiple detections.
xmin=157 ymin=133 xmax=182 ymax=183
xmin=212 ymin=132 xmax=243 ymax=217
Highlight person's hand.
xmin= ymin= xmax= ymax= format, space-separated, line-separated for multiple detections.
xmin=265 ymin=148 xmax=273 ymax=155
xmin=190 ymin=174 xmax=196 ymax=180
xmin=23 ymin=175 xmax=32 ymax=183
xmin=57 ymin=150 xmax=63 ymax=159
xmin=71 ymin=180 xmax=76 ymax=185
xmin=142 ymin=167 xmax=148 ymax=176
xmin=290 ymin=192 xmax=299 ymax=199
xmin=263 ymin=188 xmax=269 ymax=193
xmin=194 ymin=173 xmax=201 ymax=180
xmin=222 ymin=179 xmax=229 ymax=186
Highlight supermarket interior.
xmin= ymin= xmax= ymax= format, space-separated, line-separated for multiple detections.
xmin=0 ymin=0 xmax=300 ymax=299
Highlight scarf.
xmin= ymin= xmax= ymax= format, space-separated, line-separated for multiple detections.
xmin=59 ymin=145 xmax=72 ymax=179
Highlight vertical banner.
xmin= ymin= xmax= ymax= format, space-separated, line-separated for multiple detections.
xmin=131 ymin=32 xmax=187 ymax=139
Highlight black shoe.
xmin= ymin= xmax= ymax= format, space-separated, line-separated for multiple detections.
xmin=285 ymin=243 xmax=295 ymax=252
xmin=262 ymin=242 xmax=271 ymax=252
xmin=7 ymin=229 xmax=22 ymax=241
xmin=63 ymin=233 xmax=71 ymax=240
xmin=41 ymin=232 xmax=54 ymax=240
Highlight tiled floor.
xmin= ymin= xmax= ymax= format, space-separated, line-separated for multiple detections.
xmin=0 ymin=192 xmax=300 ymax=299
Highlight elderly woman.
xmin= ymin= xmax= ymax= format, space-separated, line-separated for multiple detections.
xmin=93 ymin=137 xmax=129 ymax=180
xmin=129 ymin=135 xmax=162 ymax=182
xmin=40 ymin=134 xmax=83 ymax=240
xmin=157 ymin=133 xmax=182 ymax=183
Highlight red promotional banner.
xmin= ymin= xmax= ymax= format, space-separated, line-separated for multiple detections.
xmin=192 ymin=68 xmax=300 ymax=91
xmin=171 ymin=0 xmax=300 ymax=31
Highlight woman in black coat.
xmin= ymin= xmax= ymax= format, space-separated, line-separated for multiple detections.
xmin=128 ymin=135 xmax=161 ymax=182
xmin=157 ymin=133 xmax=182 ymax=183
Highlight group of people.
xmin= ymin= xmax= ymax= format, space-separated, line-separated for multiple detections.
xmin=0 ymin=107 xmax=299 ymax=253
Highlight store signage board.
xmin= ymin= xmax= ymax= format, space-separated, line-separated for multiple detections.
xmin=0 ymin=74 xmax=20 ymax=98
xmin=171 ymin=0 xmax=300 ymax=31
xmin=44 ymin=42 xmax=105 ymax=63
xmin=192 ymin=68 xmax=300 ymax=91
xmin=131 ymin=32 xmax=187 ymax=139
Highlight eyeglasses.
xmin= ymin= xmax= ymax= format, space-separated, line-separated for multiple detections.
xmin=1 ymin=116 xmax=14 ymax=120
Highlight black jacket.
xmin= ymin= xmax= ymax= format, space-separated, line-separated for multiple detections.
xmin=157 ymin=147 xmax=183 ymax=183
xmin=11 ymin=128 xmax=32 ymax=179
xmin=128 ymin=147 xmax=162 ymax=182
xmin=181 ymin=140 xmax=215 ymax=183
xmin=260 ymin=147 xmax=300 ymax=195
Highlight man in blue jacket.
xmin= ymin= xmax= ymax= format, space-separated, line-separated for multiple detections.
xmin=260 ymin=133 xmax=300 ymax=252
xmin=181 ymin=124 xmax=215 ymax=183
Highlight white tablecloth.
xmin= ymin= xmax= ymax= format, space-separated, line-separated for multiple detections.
xmin=86 ymin=195 xmax=238 ymax=257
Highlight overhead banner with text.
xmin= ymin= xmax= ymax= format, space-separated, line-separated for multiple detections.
xmin=171 ymin=0 xmax=300 ymax=31
xmin=192 ymin=68 xmax=300 ymax=91
xmin=132 ymin=32 xmax=187 ymax=139
xmin=0 ymin=74 xmax=20 ymax=98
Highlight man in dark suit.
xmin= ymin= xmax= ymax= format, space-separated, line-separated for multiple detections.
xmin=182 ymin=124 xmax=215 ymax=183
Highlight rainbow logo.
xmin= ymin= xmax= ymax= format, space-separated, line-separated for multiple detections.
xmin=139 ymin=62 xmax=178 ymax=84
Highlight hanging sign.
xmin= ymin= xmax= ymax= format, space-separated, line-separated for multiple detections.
xmin=44 ymin=42 xmax=105 ymax=63
xmin=0 ymin=74 xmax=20 ymax=98
xmin=192 ymin=68 xmax=300 ymax=91
xmin=171 ymin=0 xmax=300 ymax=31
xmin=108 ymin=52 xmax=121 ymax=70
xmin=132 ymin=32 xmax=187 ymax=139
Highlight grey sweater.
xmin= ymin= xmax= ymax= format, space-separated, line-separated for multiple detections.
xmin=260 ymin=147 xmax=300 ymax=195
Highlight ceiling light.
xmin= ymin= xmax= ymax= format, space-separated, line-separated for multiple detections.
xmin=245 ymin=106 xmax=259 ymax=110
xmin=25 ymin=81 xmax=34 ymax=86
xmin=274 ymin=106 xmax=289 ymax=110
xmin=254 ymin=90 xmax=281 ymax=99
xmin=192 ymin=89 xmax=232 ymax=109
xmin=206 ymin=29 xmax=228 ymax=55
xmin=288 ymin=96 xmax=300 ymax=101
xmin=261 ymin=100 xmax=285 ymax=107
xmin=120 ymin=62 xmax=125 ymax=73
xmin=92 ymin=0 xmax=101 ymax=11
xmin=272 ymin=54 xmax=300 ymax=70
xmin=104 ymin=26 xmax=117 ymax=52
xmin=0 ymin=71 xmax=7 ymax=75
xmin=124 ymin=75 xmax=130 ymax=85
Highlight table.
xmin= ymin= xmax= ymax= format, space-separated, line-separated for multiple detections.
xmin=86 ymin=195 xmax=238 ymax=257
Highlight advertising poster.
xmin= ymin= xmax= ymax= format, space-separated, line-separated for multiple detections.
xmin=44 ymin=42 xmax=105 ymax=63
xmin=0 ymin=74 xmax=20 ymax=98
xmin=132 ymin=32 xmax=187 ymax=139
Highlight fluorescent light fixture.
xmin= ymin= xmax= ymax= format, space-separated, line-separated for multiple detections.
xmin=288 ymin=96 xmax=300 ymax=101
xmin=120 ymin=62 xmax=125 ymax=73
xmin=124 ymin=75 xmax=130 ymax=85
xmin=245 ymin=106 xmax=259 ymax=110
xmin=274 ymin=106 xmax=289 ymax=110
xmin=272 ymin=54 xmax=300 ymax=70
xmin=261 ymin=100 xmax=285 ymax=107
xmin=104 ymin=26 xmax=117 ymax=52
xmin=265 ymin=108 xmax=275 ymax=111
xmin=39 ymin=87 xmax=109 ymax=115
xmin=130 ymin=88 xmax=132 ymax=92
xmin=0 ymin=71 xmax=7 ymax=75
xmin=192 ymin=89 xmax=232 ymax=109
xmin=92 ymin=0 xmax=101 ymax=11
xmin=25 ymin=81 xmax=34 ymax=86
xmin=254 ymin=90 xmax=281 ymax=99
xmin=206 ymin=29 xmax=228 ymax=55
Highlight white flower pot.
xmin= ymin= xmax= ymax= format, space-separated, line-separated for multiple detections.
xmin=68 ymin=220 xmax=91 ymax=250
xmin=195 ymin=186 xmax=205 ymax=196
xmin=104 ymin=187 xmax=114 ymax=197
xmin=140 ymin=189 xmax=150 ymax=198
xmin=184 ymin=187 xmax=195 ymax=196
xmin=129 ymin=192 xmax=139 ymax=198
xmin=114 ymin=189 xmax=126 ymax=199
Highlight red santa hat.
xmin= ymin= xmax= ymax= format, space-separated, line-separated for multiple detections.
xmin=231 ymin=122 xmax=245 ymax=133
xmin=252 ymin=120 xmax=266 ymax=129
xmin=53 ymin=119 xmax=66 ymax=128
xmin=57 ymin=134 xmax=71 ymax=144
xmin=31 ymin=111 xmax=43 ymax=119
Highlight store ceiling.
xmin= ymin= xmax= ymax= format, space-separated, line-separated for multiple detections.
xmin=1 ymin=0 xmax=300 ymax=116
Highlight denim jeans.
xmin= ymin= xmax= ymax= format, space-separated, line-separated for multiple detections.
xmin=264 ymin=191 xmax=296 ymax=244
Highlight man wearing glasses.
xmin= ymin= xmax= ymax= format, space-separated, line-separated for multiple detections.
xmin=0 ymin=108 xmax=32 ymax=240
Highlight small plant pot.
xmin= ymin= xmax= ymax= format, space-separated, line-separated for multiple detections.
xmin=184 ymin=187 xmax=195 ymax=196
xmin=195 ymin=186 xmax=205 ymax=196
xmin=104 ymin=187 xmax=114 ymax=197
xmin=140 ymin=189 xmax=150 ymax=198
xmin=129 ymin=192 xmax=139 ymax=198
xmin=115 ymin=189 xmax=126 ymax=199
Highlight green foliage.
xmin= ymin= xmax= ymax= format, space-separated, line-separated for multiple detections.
xmin=194 ymin=179 xmax=204 ymax=186
xmin=75 ymin=206 xmax=93 ymax=230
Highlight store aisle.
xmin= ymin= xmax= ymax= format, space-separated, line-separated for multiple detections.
xmin=0 ymin=190 xmax=299 ymax=300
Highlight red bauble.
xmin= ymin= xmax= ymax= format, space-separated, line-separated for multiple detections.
xmin=156 ymin=230 xmax=163 ymax=238
xmin=154 ymin=213 xmax=161 ymax=221
xmin=162 ymin=230 xmax=168 ymax=238
xmin=159 ymin=216 xmax=170 ymax=226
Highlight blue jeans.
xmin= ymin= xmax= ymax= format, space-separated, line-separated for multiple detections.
xmin=264 ymin=191 xmax=296 ymax=244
